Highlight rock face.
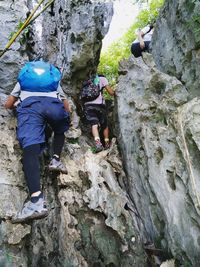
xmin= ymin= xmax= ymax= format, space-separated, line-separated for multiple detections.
xmin=1 ymin=0 xmax=200 ymax=266
xmin=0 ymin=0 xmax=28 ymax=94
xmin=0 ymin=94 xmax=146 ymax=266
xmin=0 ymin=0 xmax=113 ymax=96
xmin=0 ymin=1 xmax=146 ymax=267
xmin=116 ymin=54 xmax=200 ymax=265
xmin=38 ymin=0 xmax=114 ymax=96
xmin=152 ymin=0 xmax=200 ymax=97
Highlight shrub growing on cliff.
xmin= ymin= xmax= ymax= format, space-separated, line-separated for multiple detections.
xmin=98 ymin=0 xmax=164 ymax=85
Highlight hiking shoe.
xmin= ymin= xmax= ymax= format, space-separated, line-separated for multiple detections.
xmin=104 ymin=141 xmax=111 ymax=150
xmin=48 ymin=158 xmax=68 ymax=174
xmin=95 ymin=139 xmax=104 ymax=153
xmin=12 ymin=198 xmax=48 ymax=224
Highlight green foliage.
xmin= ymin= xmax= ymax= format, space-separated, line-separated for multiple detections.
xmin=67 ymin=137 xmax=79 ymax=144
xmin=0 ymin=250 xmax=14 ymax=266
xmin=136 ymin=0 xmax=164 ymax=26
xmin=182 ymin=264 xmax=199 ymax=267
xmin=98 ymin=0 xmax=165 ymax=85
xmin=9 ymin=19 xmax=30 ymax=45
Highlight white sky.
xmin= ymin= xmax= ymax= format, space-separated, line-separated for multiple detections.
xmin=102 ymin=0 xmax=140 ymax=50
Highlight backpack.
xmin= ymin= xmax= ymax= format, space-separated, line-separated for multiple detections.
xmin=80 ymin=75 xmax=101 ymax=102
xmin=18 ymin=61 xmax=61 ymax=92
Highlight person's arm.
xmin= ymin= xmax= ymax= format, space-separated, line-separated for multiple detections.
xmin=4 ymin=95 xmax=18 ymax=109
xmin=4 ymin=82 xmax=21 ymax=109
xmin=63 ymin=99 xmax=71 ymax=113
xmin=100 ymin=76 xmax=115 ymax=96
xmin=104 ymin=85 xmax=115 ymax=96
xmin=57 ymin=84 xmax=71 ymax=113
xmin=137 ymin=29 xmax=145 ymax=49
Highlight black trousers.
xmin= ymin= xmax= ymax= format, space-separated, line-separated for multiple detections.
xmin=131 ymin=41 xmax=151 ymax=58
xmin=22 ymin=133 xmax=65 ymax=194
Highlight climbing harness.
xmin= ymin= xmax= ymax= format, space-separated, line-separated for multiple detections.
xmin=0 ymin=0 xmax=55 ymax=58
xmin=177 ymin=110 xmax=200 ymax=209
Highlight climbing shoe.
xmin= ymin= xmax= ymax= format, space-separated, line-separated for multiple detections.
xmin=48 ymin=158 xmax=68 ymax=174
xmin=94 ymin=139 xmax=104 ymax=153
xmin=12 ymin=197 xmax=48 ymax=224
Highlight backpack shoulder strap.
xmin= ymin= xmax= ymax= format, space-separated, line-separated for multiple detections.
xmin=143 ymin=25 xmax=153 ymax=36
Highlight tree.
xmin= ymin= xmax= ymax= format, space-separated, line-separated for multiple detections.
xmin=98 ymin=0 xmax=165 ymax=86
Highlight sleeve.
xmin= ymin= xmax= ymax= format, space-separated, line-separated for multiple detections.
xmin=10 ymin=82 xmax=21 ymax=98
xmin=57 ymin=84 xmax=67 ymax=100
xmin=100 ymin=77 xmax=109 ymax=88
xmin=141 ymin=26 xmax=151 ymax=35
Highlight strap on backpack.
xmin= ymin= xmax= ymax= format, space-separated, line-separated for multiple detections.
xmin=143 ymin=25 xmax=154 ymax=36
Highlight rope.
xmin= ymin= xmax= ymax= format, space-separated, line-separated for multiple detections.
xmin=0 ymin=0 xmax=55 ymax=58
xmin=178 ymin=110 xmax=200 ymax=209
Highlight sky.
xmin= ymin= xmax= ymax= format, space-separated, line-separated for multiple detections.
xmin=102 ymin=0 xmax=140 ymax=50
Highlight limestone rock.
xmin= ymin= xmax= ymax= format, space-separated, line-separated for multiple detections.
xmin=116 ymin=54 xmax=200 ymax=265
xmin=152 ymin=0 xmax=200 ymax=97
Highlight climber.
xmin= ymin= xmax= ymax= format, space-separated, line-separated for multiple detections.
xmin=4 ymin=60 xmax=71 ymax=223
xmin=80 ymin=72 xmax=115 ymax=153
xmin=131 ymin=23 xmax=154 ymax=58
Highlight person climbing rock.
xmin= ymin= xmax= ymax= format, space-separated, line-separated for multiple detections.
xmin=81 ymin=72 xmax=115 ymax=153
xmin=4 ymin=60 xmax=71 ymax=223
xmin=131 ymin=23 xmax=154 ymax=58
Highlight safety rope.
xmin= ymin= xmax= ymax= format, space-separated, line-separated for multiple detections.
xmin=0 ymin=0 xmax=55 ymax=58
xmin=178 ymin=110 xmax=200 ymax=209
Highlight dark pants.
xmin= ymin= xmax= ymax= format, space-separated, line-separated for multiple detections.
xmin=17 ymin=96 xmax=70 ymax=194
xmin=17 ymin=96 xmax=69 ymax=148
xmin=131 ymin=41 xmax=151 ymax=58
xmin=23 ymin=134 xmax=65 ymax=194
xmin=84 ymin=104 xmax=108 ymax=130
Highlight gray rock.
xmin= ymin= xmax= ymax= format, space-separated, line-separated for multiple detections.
xmin=152 ymin=0 xmax=200 ymax=97
xmin=0 ymin=2 xmax=147 ymax=265
xmin=116 ymin=54 xmax=200 ymax=265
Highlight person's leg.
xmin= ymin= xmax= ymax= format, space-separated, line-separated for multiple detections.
xmin=12 ymin=143 xmax=48 ymax=223
xmin=44 ymin=124 xmax=53 ymax=157
xmin=16 ymin=99 xmax=46 ymax=197
xmin=103 ymin=126 xmax=109 ymax=140
xmin=91 ymin=124 xmax=104 ymax=152
xmin=84 ymin=105 xmax=104 ymax=152
xmin=23 ymin=144 xmax=41 ymax=198
xmin=99 ymin=106 xmax=110 ymax=149
xmin=92 ymin=124 xmax=100 ymax=140
xmin=48 ymin=132 xmax=68 ymax=174
xmin=13 ymin=98 xmax=48 ymax=223
xmin=53 ymin=132 xmax=65 ymax=158
xmin=46 ymin=98 xmax=69 ymax=173
xmin=103 ymin=127 xmax=110 ymax=149
xmin=144 ymin=41 xmax=151 ymax=52
xmin=131 ymin=42 xmax=142 ymax=57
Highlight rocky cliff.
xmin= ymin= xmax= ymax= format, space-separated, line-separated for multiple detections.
xmin=0 ymin=98 xmax=145 ymax=266
xmin=152 ymin=0 xmax=200 ymax=97
xmin=1 ymin=0 xmax=200 ymax=266
xmin=116 ymin=54 xmax=200 ymax=266
xmin=0 ymin=1 xmax=146 ymax=267
xmin=115 ymin=0 xmax=200 ymax=265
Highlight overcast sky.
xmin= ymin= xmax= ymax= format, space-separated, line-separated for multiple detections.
xmin=102 ymin=0 xmax=139 ymax=50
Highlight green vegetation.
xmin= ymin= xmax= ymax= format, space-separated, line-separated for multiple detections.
xmin=0 ymin=250 xmax=14 ymax=266
xmin=9 ymin=19 xmax=30 ymax=45
xmin=98 ymin=0 xmax=164 ymax=86
xmin=183 ymin=264 xmax=199 ymax=267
